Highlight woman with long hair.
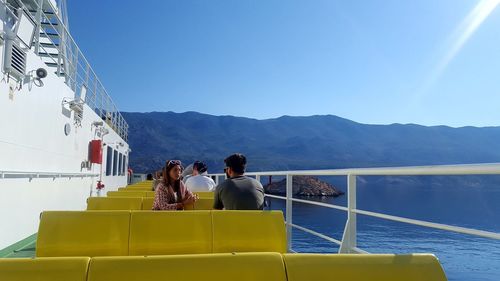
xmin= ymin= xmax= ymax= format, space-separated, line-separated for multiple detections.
xmin=152 ymin=160 xmax=197 ymax=210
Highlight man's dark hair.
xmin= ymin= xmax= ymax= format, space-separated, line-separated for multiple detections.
xmin=224 ymin=153 xmax=246 ymax=174
xmin=146 ymin=173 xmax=153 ymax=180
xmin=193 ymin=161 xmax=207 ymax=173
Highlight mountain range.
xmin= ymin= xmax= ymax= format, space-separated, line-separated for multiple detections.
xmin=121 ymin=111 xmax=500 ymax=174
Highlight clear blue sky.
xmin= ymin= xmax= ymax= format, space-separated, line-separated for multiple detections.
xmin=68 ymin=0 xmax=500 ymax=127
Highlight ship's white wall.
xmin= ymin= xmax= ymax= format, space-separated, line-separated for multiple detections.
xmin=0 ymin=42 xmax=130 ymax=248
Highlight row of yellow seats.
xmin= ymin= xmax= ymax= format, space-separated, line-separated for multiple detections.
xmin=108 ymin=190 xmax=215 ymax=198
xmin=87 ymin=197 xmax=214 ymax=210
xmin=108 ymin=190 xmax=155 ymax=197
xmin=121 ymin=181 xmax=153 ymax=188
xmin=128 ymin=180 xmax=152 ymax=185
xmin=119 ymin=186 xmax=152 ymax=191
xmin=35 ymin=210 xmax=286 ymax=257
xmin=0 ymin=252 xmax=448 ymax=281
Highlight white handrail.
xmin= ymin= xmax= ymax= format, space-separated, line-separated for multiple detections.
xmin=209 ymin=162 xmax=500 ymax=253
xmin=242 ymin=163 xmax=500 ymax=176
xmin=4 ymin=0 xmax=129 ymax=141
xmin=0 ymin=170 xmax=98 ymax=179
xmin=353 ymin=209 xmax=500 ymax=240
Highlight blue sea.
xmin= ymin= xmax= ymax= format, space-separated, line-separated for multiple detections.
xmin=263 ymin=175 xmax=500 ymax=281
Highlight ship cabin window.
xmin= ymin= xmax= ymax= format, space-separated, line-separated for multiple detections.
xmin=120 ymin=154 xmax=124 ymax=175
xmin=113 ymin=149 xmax=118 ymax=176
xmin=106 ymin=147 xmax=113 ymax=176
xmin=123 ymin=155 xmax=127 ymax=175
xmin=118 ymin=153 xmax=123 ymax=176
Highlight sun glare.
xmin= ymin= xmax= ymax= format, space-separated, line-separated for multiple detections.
xmin=414 ymin=0 xmax=500 ymax=101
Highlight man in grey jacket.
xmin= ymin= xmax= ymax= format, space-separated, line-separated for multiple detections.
xmin=213 ymin=153 xmax=264 ymax=210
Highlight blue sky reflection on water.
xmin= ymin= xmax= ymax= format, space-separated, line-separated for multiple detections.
xmin=265 ymin=174 xmax=500 ymax=281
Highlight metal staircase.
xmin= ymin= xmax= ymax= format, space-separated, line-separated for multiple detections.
xmin=3 ymin=0 xmax=129 ymax=141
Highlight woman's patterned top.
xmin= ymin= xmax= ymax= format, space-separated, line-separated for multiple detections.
xmin=152 ymin=180 xmax=194 ymax=210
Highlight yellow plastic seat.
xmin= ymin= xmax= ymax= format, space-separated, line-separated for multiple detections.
xmin=0 ymin=257 xmax=90 ymax=281
xmin=118 ymin=187 xmax=149 ymax=191
xmin=141 ymin=197 xmax=154 ymax=210
xmin=141 ymin=196 xmax=193 ymax=209
xmin=212 ymin=210 xmax=286 ymax=253
xmin=36 ymin=211 xmax=130 ymax=257
xmin=145 ymin=191 xmax=155 ymax=197
xmin=87 ymin=197 xmax=142 ymax=210
xmin=194 ymin=191 xmax=214 ymax=198
xmin=127 ymin=181 xmax=152 ymax=187
xmin=193 ymin=198 xmax=214 ymax=210
xmin=107 ymin=191 xmax=147 ymax=197
xmin=129 ymin=211 xmax=212 ymax=255
xmin=283 ymin=254 xmax=448 ymax=281
xmin=88 ymin=252 xmax=286 ymax=281
xmin=123 ymin=186 xmax=151 ymax=190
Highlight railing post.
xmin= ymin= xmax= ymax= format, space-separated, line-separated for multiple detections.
xmin=35 ymin=0 xmax=43 ymax=55
xmin=255 ymin=175 xmax=260 ymax=183
xmin=286 ymin=174 xmax=293 ymax=252
xmin=340 ymin=174 xmax=357 ymax=253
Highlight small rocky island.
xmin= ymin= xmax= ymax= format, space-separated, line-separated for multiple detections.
xmin=264 ymin=176 xmax=344 ymax=197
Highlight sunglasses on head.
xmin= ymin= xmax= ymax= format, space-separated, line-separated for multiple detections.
xmin=167 ymin=160 xmax=182 ymax=166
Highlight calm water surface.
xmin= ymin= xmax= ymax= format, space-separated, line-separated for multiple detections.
xmin=265 ymin=175 xmax=500 ymax=281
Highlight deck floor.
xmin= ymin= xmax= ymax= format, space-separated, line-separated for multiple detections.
xmin=0 ymin=234 xmax=37 ymax=258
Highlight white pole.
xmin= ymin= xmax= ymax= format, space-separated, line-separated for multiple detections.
xmin=286 ymin=174 xmax=293 ymax=252
xmin=340 ymin=174 xmax=357 ymax=253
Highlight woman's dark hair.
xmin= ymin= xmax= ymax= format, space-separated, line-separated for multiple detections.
xmin=146 ymin=173 xmax=153 ymax=180
xmin=224 ymin=153 xmax=246 ymax=174
xmin=163 ymin=160 xmax=183 ymax=196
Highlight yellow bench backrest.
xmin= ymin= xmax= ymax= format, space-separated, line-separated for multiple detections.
xmin=88 ymin=252 xmax=286 ymax=281
xmin=127 ymin=181 xmax=152 ymax=187
xmin=283 ymin=254 xmax=447 ymax=281
xmin=87 ymin=197 xmax=142 ymax=210
xmin=145 ymin=191 xmax=155 ymax=197
xmin=193 ymin=198 xmax=214 ymax=210
xmin=193 ymin=191 xmax=214 ymax=198
xmin=36 ymin=210 xmax=286 ymax=257
xmin=107 ymin=191 xmax=148 ymax=197
xmin=141 ymin=197 xmax=154 ymax=210
xmin=87 ymin=196 xmax=211 ymax=211
xmin=212 ymin=210 xmax=286 ymax=253
xmin=36 ymin=211 xmax=130 ymax=257
xmin=129 ymin=211 xmax=213 ymax=255
xmin=121 ymin=186 xmax=151 ymax=191
xmin=0 ymin=253 xmax=447 ymax=281
xmin=118 ymin=187 xmax=151 ymax=191
xmin=0 ymin=257 xmax=90 ymax=281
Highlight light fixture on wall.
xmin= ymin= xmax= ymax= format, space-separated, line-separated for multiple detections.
xmin=62 ymin=97 xmax=85 ymax=127
xmin=26 ymin=67 xmax=47 ymax=89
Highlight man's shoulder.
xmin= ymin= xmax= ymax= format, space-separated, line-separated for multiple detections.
xmin=243 ymin=175 xmax=262 ymax=184
xmin=185 ymin=176 xmax=195 ymax=184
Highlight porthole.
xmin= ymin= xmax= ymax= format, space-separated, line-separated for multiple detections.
xmin=64 ymin=123 xmax=71 ymax=136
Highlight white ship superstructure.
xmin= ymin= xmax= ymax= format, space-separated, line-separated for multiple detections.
xmin=0 ymin=0 xmax=129 ymax=249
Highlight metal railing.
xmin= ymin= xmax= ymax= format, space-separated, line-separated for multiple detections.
xmin=0 ymin=170 xmax=98 ymax=179
xmin=2 ymin=0 xmax=128 ymax=141
xmin=210 ymin=163 xmax=500 ymax=253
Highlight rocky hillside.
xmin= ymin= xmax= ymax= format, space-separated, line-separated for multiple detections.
xmin=264 ymin=176 xmax=344 ymax=197
xmin=122 ymin=111 xmax=500 ymax=173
